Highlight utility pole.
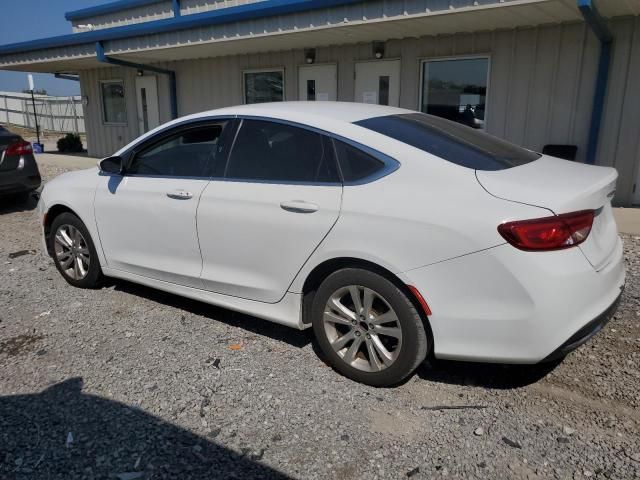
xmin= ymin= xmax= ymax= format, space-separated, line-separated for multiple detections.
xmin=28 ymin=74 xmax=41 ymax=146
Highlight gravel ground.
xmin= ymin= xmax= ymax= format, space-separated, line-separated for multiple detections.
xmin=1 ymin=163 xmax=639 ymax=480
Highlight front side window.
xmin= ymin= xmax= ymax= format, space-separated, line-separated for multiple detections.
xmin=244 ymin=70 xmax=284 ymax=104
xmin=225 ymin=119 xmax=339 ymax=183
xmin=421 ymin=57 xmax=489 ymax=130
xmin=101 ymin=80 xmax=127 ymax=124
xmin=128 ymin=124 xmax=225 ymax=177
xmin=355 ymin=113 xmax=540 ymax=171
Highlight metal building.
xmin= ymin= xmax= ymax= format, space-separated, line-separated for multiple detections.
xmin=0 ymin=0 xmax=638 ymax=205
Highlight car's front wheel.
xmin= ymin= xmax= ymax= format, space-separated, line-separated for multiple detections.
xmin=50 ymin=212 xmax=103 ymax=288
xmin=312 ymin=268 xmax=428 ymax=387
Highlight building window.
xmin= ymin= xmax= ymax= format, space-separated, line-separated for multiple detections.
xmin=243 ymin=70 xmax=284 ymax=104
xmin=420 ymin=57 xmax=489 ymax=129
xmin=101 ymin=80 xmax=127 ymax=124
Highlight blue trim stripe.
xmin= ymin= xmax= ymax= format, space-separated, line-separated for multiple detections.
xmin=66 ymin=0 xmax=168 ymax=21
xmin=0 ymin=0 xmax=361 ymax=56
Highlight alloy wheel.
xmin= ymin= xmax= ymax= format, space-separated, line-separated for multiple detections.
xmin=54 ymin=224 xmax=91 ymax=280
xmin=323 ymin=285 xmax=403 ymax=372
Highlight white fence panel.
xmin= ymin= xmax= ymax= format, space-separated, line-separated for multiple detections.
xmin=0 ymin=92 xmax=85 ymax=134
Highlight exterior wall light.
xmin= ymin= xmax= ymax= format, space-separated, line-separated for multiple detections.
xmin=373 ymin=41 xmax=385 ymax=59
xmin=304 ymin=48 xmax=316 ymax=64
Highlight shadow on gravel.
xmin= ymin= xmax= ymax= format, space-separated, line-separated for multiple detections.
xmin=110 ymin=279 xmax=313 ymax=349
xmin=0 ymin=193 xmax=37 ymax=214
xmin=0 ymin=378 xmax=291 ymax=479
xmin=416 ymin=358 xmax=563 ymax=389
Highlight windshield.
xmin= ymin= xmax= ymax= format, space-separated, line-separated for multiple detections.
xmin=354 ymin=113 xmax=540 ymax=171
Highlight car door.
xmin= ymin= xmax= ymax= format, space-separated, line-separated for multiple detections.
xmin=94 ymin=120 xmax=232 ymax=287
xmin=197 ymin=118 xmax=343 ymax=303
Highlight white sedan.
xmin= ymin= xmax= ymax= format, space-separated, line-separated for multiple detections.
xmin=38 ymin=102 xmax=625 ymax=386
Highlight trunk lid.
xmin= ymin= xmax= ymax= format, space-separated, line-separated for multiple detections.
xmin=477 ymin=155 xmax=619 ymax=271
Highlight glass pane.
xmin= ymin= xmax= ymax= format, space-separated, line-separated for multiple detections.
xmin=421 ymin=58 xmax=488 ymax=129
xmin=244 ymin=71 xmax=284 ymax=104
xmin=378 ymin=76 xmax=390 ymax=106
xmin=333 ymin=140 xmax=384 ymax=181
xmin=307 ymin=79 xmax=316 ymax=101
xmin=225 ymin=120 xmax=339 ymax=183
xmin=141 ymin=87 xmax=149 ymax=132
xmin=355 ymin=113 xmax=540 ymax=171
xmin=101 ymin=81 xmax=127 ymax=124
xmin=129 ymin=125 xmax=224 ymax=177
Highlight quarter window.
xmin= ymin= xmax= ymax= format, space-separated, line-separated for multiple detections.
xmin=421 ymin=57 xmax=489 ymax=130
xmin=101 ymin=80 xmax=127 ymax=124
xmin=244 ymin=70 xmax=284 ymax=104
xmin=225 ymin=120 xmax=339 ymax=183
xmin=333 ymin=141 xmax=385 ymax=182
xmin=128 ymin=124 xmax=225 ymax=177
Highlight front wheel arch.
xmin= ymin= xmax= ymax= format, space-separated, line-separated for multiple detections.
xmin=44 ymin=204 xmax=81 ymax=256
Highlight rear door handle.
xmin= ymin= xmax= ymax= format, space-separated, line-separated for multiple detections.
xmin=167 ymin=189 xmax=193 ymax=200
xmin=280 ymin=200 xmax=319 ymax=213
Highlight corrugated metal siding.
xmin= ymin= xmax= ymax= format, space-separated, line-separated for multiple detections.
xmin=180 ymin=0 xmax=266 ymax=16
xmin=71 ymin=2 xmax=174 ymax=32
xmin=80 ymin=17 xmax=640 ymax=205
xmin=105 ymin=0 xmax=519 ymax=55
xmin=598 ymin=16 xmax=640 ymax=205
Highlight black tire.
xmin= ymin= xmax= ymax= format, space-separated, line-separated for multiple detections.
xmin=312 ymin=268 xmax=428 ymax=387
xmin=50 ymin=212 xmax=103 ymax=288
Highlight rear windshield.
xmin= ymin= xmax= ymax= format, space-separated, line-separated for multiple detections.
xmin=354 ymin=113 xmax=540 ymax=171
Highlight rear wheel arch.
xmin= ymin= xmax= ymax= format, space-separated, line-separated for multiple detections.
xmin=301 ymin=257 xmax=434 ymax=348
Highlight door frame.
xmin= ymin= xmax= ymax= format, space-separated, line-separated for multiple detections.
xmin=296 ymin=62 xmax=338 ymax=101
xmin=417 ymin=54 xmax=492 ymax=131
xmin=134 ymin=74 xmax=160 ymax=135
xmin=353 ymin=58 xmax=402 ymax=107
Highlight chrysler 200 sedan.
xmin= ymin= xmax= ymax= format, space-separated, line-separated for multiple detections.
xmin=37 ymin=102 xmax=625 ymax=386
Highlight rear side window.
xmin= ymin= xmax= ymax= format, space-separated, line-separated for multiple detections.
xmin=333 ymin=141 xmax=385 ymax=182
xmin=355 ymin=113 xmax=540 ymax=171
xmin=225 ymin=119 xmax=339 ymax=183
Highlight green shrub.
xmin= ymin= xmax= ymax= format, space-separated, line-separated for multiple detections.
xmin=57 ymin=133 xmax=83 ymax=153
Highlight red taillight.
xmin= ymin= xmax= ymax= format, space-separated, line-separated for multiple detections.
xmin=5 ymin=140 xmax=32 ymax=156
xmin=498 ymin=210 xmax=595 ymax=251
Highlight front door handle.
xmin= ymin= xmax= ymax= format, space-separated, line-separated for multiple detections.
xmin=167 ymin=189 xmax=193 ymax=200
xmin=280 ymin=200 xmax=319 ymax=213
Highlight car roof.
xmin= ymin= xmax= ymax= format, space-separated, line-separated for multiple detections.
xmin=193 ymin=101 xmax=412 ymax=123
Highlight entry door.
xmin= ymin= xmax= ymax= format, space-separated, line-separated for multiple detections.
xmin=197 ymin=118 xmax=342 ymax=303
xmin=135 ymin=75 xmax=160 ymax=134
xmin=354 ymin=60 xmax=401 ymax=107
xmin=634 ymin=163 xmax=640 ymax=205
xmin=298 ymin=64 xmax=337 ymax=101
xmin=94 ymin=121 xmax=230 ymax=288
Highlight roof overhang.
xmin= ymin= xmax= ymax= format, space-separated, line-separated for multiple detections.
xmin=0 ymin=0 xmax=637 ymax=74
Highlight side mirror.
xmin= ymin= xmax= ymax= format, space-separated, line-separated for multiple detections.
xmin=99 ymin=155 xmax=123 ymax=175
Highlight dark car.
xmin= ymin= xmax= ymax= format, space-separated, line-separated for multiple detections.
xmin=0 ymin=125 xmax=41 ymax=202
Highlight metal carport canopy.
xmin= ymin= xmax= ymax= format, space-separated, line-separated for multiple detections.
xmin=0 ymin=0 xmax=636 ymax=73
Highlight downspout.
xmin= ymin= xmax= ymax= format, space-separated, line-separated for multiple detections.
xmin=95 ymin=41 xmax=178 ymax=119
xmin=577 ymin=0 xmax=613 ymax=165
xmin=172 ymin=0 xmax=181 ymax=17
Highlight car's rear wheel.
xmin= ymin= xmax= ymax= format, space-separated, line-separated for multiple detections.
xmin=50 ymin=212 xmax=103 ymax=288
xmin=312 ymin=268 xmax=428 ymax=387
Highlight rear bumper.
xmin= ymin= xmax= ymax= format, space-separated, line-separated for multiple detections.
xmin=401 ymin=236 xmax=625 ymax=363
xmin=541 ymin=287 xmax=622 ymax=362
xmin=0 ymin=173 xmax=41 ymax=195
